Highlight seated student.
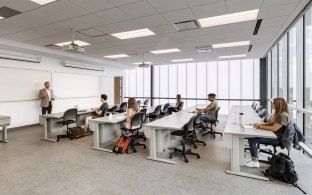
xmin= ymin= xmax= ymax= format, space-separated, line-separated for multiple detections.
xmin=245 ymin=97 xmax=290 ymax=168
xmin=84 ymin=94 xmax=108 ymax=131
xmin=120 ymin=97 xmax=139 ymax=136
xmin=168 ymin=94 xmax=183 ymax=114
xmin=195 ymin=93 xmax=218 ymax=130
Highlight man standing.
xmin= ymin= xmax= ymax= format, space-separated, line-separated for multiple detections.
xmin=39 ymin=81 xmax=55 ymax=115
xmin=195 ymin=93 xmax=218 ymax=130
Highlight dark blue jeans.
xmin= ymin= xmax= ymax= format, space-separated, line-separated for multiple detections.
xmin=248 ymin=137 xmax=281 ymax=158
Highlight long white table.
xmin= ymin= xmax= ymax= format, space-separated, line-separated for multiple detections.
xmin=0 ymin=115 xmax=10 ymax=143
xmin=224 ymin=105 xmax=276 ymax=181
xmin=91 ymin=106 xmax=159 ymax=153
xmin=144 ymin=104 xmax=206 ymax=164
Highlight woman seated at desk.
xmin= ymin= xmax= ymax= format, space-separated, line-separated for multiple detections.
xmin=168 ymin=94 xmax=183 ymax=114
xmin=246 ymin=97 xmax=290 ymax=168
xmin=84 ymin=94 xmax=108 ymax=132
xmin=120 ymin=97 xmax=139 ymax=136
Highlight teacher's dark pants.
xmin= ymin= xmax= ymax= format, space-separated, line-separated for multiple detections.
xmin=42 ymin=101 xmax=52 ymax=115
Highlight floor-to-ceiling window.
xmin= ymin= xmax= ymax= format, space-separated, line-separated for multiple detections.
xmin=272 ymin=45 xmax=278 ymax=98
xmin=279 ymin=35 xmax=288 ymax=99
xmin=125 ymin=59 xmax=260 ymax=115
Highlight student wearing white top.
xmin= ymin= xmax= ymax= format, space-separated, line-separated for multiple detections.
xmin=39 ymin=81 xmax=55 ymax=114
xmin=120 ymin=97 xmax=139 ymax=136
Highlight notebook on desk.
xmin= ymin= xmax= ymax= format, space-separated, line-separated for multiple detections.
xmin=241 ymin=124 xmax=254 ymax=129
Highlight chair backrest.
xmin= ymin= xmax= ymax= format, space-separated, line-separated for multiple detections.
xmin=255 ymin=105 xmax=262 ymax=113
xmin=137 ymin=100 xmax=141 ymax=106
xmin=251 ymin=102 xmax=256 ymax=107
xmin=154 ymin=105 xmax=162 ymax=115
xmin=63 ymin=108 xmax=78 ymax=122
xmin=163 ymin=103 xmax=170 ymax=113
xmin=140 ymin=108 xmax=147 ymax=123
xmin=264 ymin=113 xmax=272 ymax=123
xmin=110 ymin=105 xmax=117 ymax=113
xmin=215 ymin=107 xmax=221 ymax=120
xmin=252 ymin=102 xmax=258 ymax=109
xmin=119 ymin=102 xmax=127 ymax=112
xmin=177 ymin=101 xmax=184 ymax=111
xmin=143 ymin=99 xmax=149 ymax=106
xmin=259 ymin=108 xmax=267 ymax=118
xmin=130 ymin=112 xmax=143 ymax=129
xmin=184 ymin=115 xmax=197 ymax=133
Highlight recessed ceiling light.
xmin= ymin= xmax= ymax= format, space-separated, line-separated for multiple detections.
xmin=111 ymin=28 xmax=155 ymax=40
xmin=171 ymin=58 xmax=194 ymax=62
xmin=150 ymin=48 xmax=181 ymax=54
xmin=198 ymin=9 xmax=259 ymax=28
xmin=54 ymin=40 xmax=90 ymax=47
xmin=212 ymin=41 xmax=250 ymax=49
xmin=104 ymin=54 xmax=129 ymax=59
xmin=219 ymin=54 xmax=247 ymax=59
xmin=29 ymin=0 xmax=57 ymax=5
xmin=132 ymin=62 xmax=152 ymax=65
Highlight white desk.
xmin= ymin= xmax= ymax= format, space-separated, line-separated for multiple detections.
xmin=224 ymin=105 xmax=276 ymax=181
xmin=91 ymin=106 xmax=158 ymax=153
xmin=41 ymin=109 xmax=95 ymax=142
xmin=0 ymin=115 xmax=10 ymax=143
xmin=145 ymin=104 xmax=206 ymax=164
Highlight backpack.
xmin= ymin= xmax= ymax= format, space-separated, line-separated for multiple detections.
xmin=69 ymin=126 xmax=85 ymax=139
xmin=263 ymin=152 xmax=306 ymax=194
xmin=113 ymin=136 xmax=132 ymax=155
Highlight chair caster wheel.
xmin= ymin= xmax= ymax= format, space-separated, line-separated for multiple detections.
xmin=197 ymin=155 xmax=200 ymax=159
xmin=174 ymin=148 xmax=178 ymax=152
xmin=184 ymin=159 xmax=189 ymax=163
xmin=169 ymin=154 xmax=172 ymax=159
xmin=56 ymin=139 xmax=60 ymax=142
xmin=194 ymin=146 xmax=197 ymax=149
xmin=203 ymin=143 xmax=206 ymax=146
xmin=144 ymin=145 xmax=147 ymax=149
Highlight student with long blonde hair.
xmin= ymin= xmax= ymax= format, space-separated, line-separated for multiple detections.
xmin=246 ymin=97 xmax=290 ymax=168
xmin=120 ymin=97 xmax=139 ymax=136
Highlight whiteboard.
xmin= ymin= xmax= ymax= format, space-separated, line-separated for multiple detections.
xmin=0 ymin=67 xmax=51 ymax=102
xmin=52 ymin=72 xmax=101 ymax=98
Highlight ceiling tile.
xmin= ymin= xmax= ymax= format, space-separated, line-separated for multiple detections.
xmin=119 ymin=1 xmax=157 ymax=18
xmin=96 ymin=8 xmax=130 ymax=23
xmin=0 ymin=0 xmax=40 ymax=12
xmin=137 ymin=14 xmax=169 ymax=27
xmin=69 ymin=0 xmax=114 ymax=12
xmin=186 ymin=0 xmax=224 ymax=6
xmin=162 ymin=8 xmax=195 ymax=23
xmin=57 ymin=18 xmax=92 ymax=30
xmin=45 ymin=0 xmax=89 ymax=19
xmin=225 ymin=0 xmax=262 ymax=13
xmin=260 ymin=16 xmax=289 ymax=28
xmin=97 ymin=20 xmax=145 ymax=34
xmin=147 ymin=0 xmax=188 ymax=13
xmin=191 ymin=1 xmax=226 ymax=19
xmin=107 ymin=0 xmax=142 ymax=6
xmin=258 ymin=3 xmax=298 ymax=19
xmin=149 ymin=24 xmax=177 ymax=34
xmin=76 ymin=14 xmax=109 ymax=27
xmin=262 ymin=0 xmax=300 ymax=8
xmin=27 ymin=6 xmax=69 ymax=23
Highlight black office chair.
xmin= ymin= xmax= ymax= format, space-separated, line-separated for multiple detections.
xmin=147 ymin=105 xmax=162 ymax=121
xmin=259 ymin=108 xmax=267 ymax=118
xmin=189 ymin=113 xmax=206 ymax=148
xmin=202 ymin=107 xmax=223 ymax=138
xmin=138 ymin=108 xmax=147 ymax=141
xmin=252 ymin=102 xmax=258 ymax=110
xmin=137 ymin=100 xmax=141 ymax=107
xmin=255 ymin=105 xmax=262 ymax=113
xmin=141 ymin=99 xmax=149 ymax=108
xmin=169 ymin=115 xmax=200 ymax=163
xmin=122 ymin=112 xmax=146 ymax=153
xmin=251 ymin=102 xmax=256 ymax=108
xmin=107 ymin=105 xmax=117 ymax=116
xmin=263 ymin=113 xmax=272 ymax=123
xmin=56 ymin=108 xmax=78 ymax=142
xmin=116 ymin=102 xmax=127 ymax=113
xmin=160 ymin=103 xmax=170 ymax=117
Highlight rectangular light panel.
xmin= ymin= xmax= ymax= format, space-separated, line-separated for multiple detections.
xmin=198 ymin=9 xmax=259 ymax=28
xmin=219 ymin=54 xmax=247 ymax=59
xmin=171 ymin=59 xmax=194 ymax=62
xmin=104 ymin=54 xmax=129 ymax=59
xmin=111 ymin=28 xmax=155 ymax=40
xmin=150 ymin=48 xmax=181 ymax=54
xmin=212 ymin=41 xmax=250 ymax=49
xmin=30 ymin=0 xmax=57 ymax=5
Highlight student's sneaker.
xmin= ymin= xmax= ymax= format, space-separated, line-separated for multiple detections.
xmin=245 ymin=160 xmax=260 ymax=168
xmin=245 ymin=157 xmax=252 ymax=163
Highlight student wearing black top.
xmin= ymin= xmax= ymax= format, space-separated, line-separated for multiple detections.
xmin=168 ymin=94 xmax=182 ymax=114
xmin=246 ymin=97 xmax=290 ymax=168
xmin=84 ymin=94 xmax=108 ymax=131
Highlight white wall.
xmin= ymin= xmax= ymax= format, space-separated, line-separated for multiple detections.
xmin=0 ymin=55 xmax=124 ymax=128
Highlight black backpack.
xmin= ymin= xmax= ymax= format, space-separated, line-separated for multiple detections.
xmin=263 ymin=152 xmax=306 ymax=194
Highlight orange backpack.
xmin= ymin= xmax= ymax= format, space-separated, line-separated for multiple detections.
xmin=113 ymin=136 xmax=132 ymax=154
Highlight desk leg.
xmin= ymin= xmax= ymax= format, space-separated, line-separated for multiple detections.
xmin=41 ymin=118 xmax=56 ymax=142
xmin=239 ymin=138 xmax=245 ymax=166
xmin=0 ymin=126 xmax=8 ymax=143
xmin=91 ymin=123 xmax=113 ymax=153
xmin=225 ymin=136 xmax=269 ymax=181
xmin=146 ymin=128 xmax=175 ymax=164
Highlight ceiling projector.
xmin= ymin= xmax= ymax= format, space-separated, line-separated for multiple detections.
xmin=61 ymin=43 xmax=85 ymax=53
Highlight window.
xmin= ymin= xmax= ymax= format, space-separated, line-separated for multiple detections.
xmin=229 ymin=60 xmax=241 ymax=99
xmin=242 ymin=59 xmax=254 ymax=99
xmin=279 ymin=36 xmax=288 ymax=99
xmin=177 ymin=63 xmax=187 ymax=108
xmin=159 ymin=65 xmax=169 ymax=104
xmin=168 ymin=64 xmax=178 ymax=103
xmin=289 ymin=26 xmax=297 ymax=104
xmin=218 ymin=61 xmax=229 ymax=114
xmin=197 ymin=62 xmax=207 ymax=104
xmin=187 ymin=63 xmax=197 ymax=107
xmin=272 ymin=45 xmax=278 ymax=98
xmin=153 ymin=65 xmax=160 ymax=105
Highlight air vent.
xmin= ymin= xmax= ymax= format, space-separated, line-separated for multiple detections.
xmin=0 ymin=6 xmax=21 ymax=18
xmin=253 ymin=19 xmax=262 ymax=35
xmin=248 ymin=44 xmax=253 ymax=52
xmin=173 ymin=20 xmax=199 ymax=32
xmin=195 ymin=45 xmax=214 ymax=53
